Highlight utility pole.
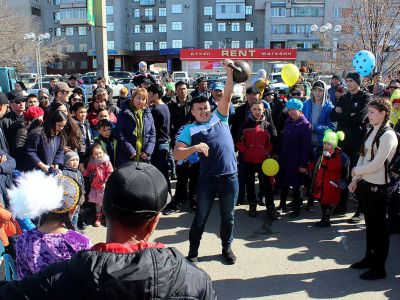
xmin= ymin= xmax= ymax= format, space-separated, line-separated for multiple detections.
xmin=94 ymin=0 xmax=108 ymax=79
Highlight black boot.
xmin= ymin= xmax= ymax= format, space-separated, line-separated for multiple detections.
xmin=248 ymin=203 xmax=257 ymax=217
xmin=267 ymin=204 xmax=278 ymax=221
xmin=314 ymin=205 xmax=332 ymax=227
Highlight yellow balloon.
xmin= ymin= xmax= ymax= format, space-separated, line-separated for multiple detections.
xmin=281 ymin=64 xmax=300 ymax=87
xmin=262 ymin=159 xmax=279 ymax=177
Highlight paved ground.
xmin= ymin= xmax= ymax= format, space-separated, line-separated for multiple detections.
xmin=86 ymin=199 xmax=400 ymax=300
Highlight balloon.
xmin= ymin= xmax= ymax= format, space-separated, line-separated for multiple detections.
xmin=352 ymin=50 xmax=376 ymax=77
xmin=262 ymin=159 xmax=279 ymax=177
xmin=281 ymin=64 xmax=300 ymax=87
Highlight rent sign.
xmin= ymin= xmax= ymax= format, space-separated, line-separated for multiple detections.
xmin=180 ymin=48 xmax=297 ymax=60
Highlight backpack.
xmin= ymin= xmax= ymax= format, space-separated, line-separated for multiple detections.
xmin=364 ymin=126 xmax=400 ymax=183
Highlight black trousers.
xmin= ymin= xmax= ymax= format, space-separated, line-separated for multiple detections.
xmin=280 ymin=186 xmax=301 ymax=210
xmin=358 ymin=180 xmax=389 ymax=271
xmin=173 ymin=162 xmax=199 ymax=206
xmin=244 ymin=162 xmax=274 ymax=206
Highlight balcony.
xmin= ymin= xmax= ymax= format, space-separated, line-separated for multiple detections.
xmin=141 ymin=15 xmax=157 ymax=22
xmin=140 ymin=0 xmax=155 ymax=6
xmin=60 ymin=0 xmax=86 ymax=9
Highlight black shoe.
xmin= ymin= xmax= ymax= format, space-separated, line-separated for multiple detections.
xmin=222 ymin=248 xmax=236 ymax=265
xmin=277 ymin=205 xmax=287 ymax=213
xmin=187 ymin=250 xmax=198 ymax=265
xmin=332 ymin=205 xmax=347 ymax=215
xmin=77 ymin=222 xmax=87 ymax=231
xmin=289 ymin=210 xmax=300 ymax=218
xmin=306 ymin=204 xmax=316 ymax=212
xmin=248 ymin=204 xmax=257 ymax=217
xmin=359 ymin=269 xmax=386 ymax=280
xmin=350 ymin=258 xmax=371 ymax=269
xmin=347 ymin=213 xmax=364 ymax=224
xmin=314 ymin=219 xmax=331 ymax=227
xmin=163 ymin=203 xmax=180 ymax=215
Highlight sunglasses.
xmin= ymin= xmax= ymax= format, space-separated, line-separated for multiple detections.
xmin=13 ymin=99 xmax=25 ymax=104
xmin=291 ymin=92 xmax=301 ymax=96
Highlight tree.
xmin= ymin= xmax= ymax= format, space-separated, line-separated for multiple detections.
xmin=0 ymin=0 xmax=66 ymax=72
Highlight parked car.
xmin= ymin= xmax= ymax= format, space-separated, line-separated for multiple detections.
xmin=268 ymin=73 xmax=288 ymax=92
xmin=217 ymin=76 xmax=246 ymax=105
xmin=81 ymin=75 xmax=124 ymax=99
xmin=27 ymin=81 xmax=52 ymax=95
xmin=206 ymin=73 xmax=224 ymax=87
xmin=109 ymin=71 xmax=134 ymax=79
xmin=172 ymin=71 xmax=189 ymax=83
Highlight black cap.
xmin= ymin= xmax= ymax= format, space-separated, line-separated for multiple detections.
xmin=7 ymin=90 xmax=26 ymax=102
xmin=197 ymin=77 xmax=207 ymax=83
xmin=263 ymin=87 xmax=274 ymax=96
xmin=69 ymin=75 xmax=78 ymax=81
xmin=103 ymin=163 xmax=171 ymax=218
xmin=345 ymin=72 xmax=361 ymax=86
xmin=246 ymin=86 xmax=260 ymax=95
xmin=0 ymin=92 xmax=9 ymax=105
xmin=175 ymin=80 xmax=188 ymax=89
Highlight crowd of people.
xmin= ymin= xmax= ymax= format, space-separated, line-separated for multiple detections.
xmin=0 ymin=59 xmax=398 ymax=298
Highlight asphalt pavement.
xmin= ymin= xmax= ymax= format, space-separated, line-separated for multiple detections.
xmin=85 ymin=196 xmax=400 ymax=300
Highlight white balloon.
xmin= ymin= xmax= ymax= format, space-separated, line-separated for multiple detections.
xmin=320 ymin=26 xmax=327 ymax=33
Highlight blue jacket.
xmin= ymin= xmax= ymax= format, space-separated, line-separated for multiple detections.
xmin=113 ymin=102 xmax=156 ymax=164
xmin=25 ymin=127 xmax=64 ymax=171
xmin=303 ymin=82 xmax=336 ymax=147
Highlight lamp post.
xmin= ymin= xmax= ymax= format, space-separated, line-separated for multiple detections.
xmin=24 ymin=32 xmax=50 ymax=90
xmin=311 ymin=24 xmax=342 ymax=70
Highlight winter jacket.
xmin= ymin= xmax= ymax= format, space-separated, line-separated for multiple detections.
xmin=302 ymin=81 xmax=336 ymax=147
xmin=329 ymin=90 xmax=371 ymax=155
xmin=83 ymin=155 xmax=113 ymax=190
xmin=86 ymin=110 xmax=117 ymax=128
xmin=167 ymin=97 xmax=193 ymax=147
xmin=0 ymin=244 xmax=216 ymax=300
xmin=75 ymin=119 xmax=94 ymax=160
xmin=328 ymin=78 xmax=343 ymax=106
xmin=62 ymin=167 xmax=85 ymax=195
xmin=277 ymin=115 xmax=312 ymax=187
xmin=94 ymin=135 xmax=127 ymax=168
xmin=0 ymin=149 xmax=16 ymax=208
xmin=236 ymin=116 xmax=277 ymax=164
xmin=113 ymin=102 xmax=156 ymax=164
xmin=311 ymin=148 xmax=349 ymax=205
xmin=25 ymin=127 xmax=64 ymax=171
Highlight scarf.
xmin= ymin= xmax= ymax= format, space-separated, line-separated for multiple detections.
xmin=131 ymin=106 xmax=144 ymax=161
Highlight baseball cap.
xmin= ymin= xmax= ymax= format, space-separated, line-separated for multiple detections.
xmin=263 ymin=87 xmax=275 ymax=96
xmin=7 ymin=90 xmax=26 ymax=103
xmin=211 ymin=82 xmax=224 ymax=91
xmin=312 ymin=81 xmax=325 ymax=91
xmin=0 ymin=92 xmax=9 ymax=105
xmin=54 ymin=82 xmax=73 ymax=93
xmin=246 ymin=86 xmax=260 ymax=95
xmin=103 ymin=163 xmax=171 ymax=217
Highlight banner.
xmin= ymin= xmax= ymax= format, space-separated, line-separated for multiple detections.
xmin=87 ymin=0 xmax=95 ymax=26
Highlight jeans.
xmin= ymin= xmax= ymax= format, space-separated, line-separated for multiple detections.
xmin=71 ymin=205 xmax=80 ymax=228
xmin=151 ymin=142 xmax=172 ymax=194
xmin=189 ymin=173 xmax=239 ymax=251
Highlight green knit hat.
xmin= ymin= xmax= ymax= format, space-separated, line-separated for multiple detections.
xmin=323 ymin=130 xmax=345 ymax=148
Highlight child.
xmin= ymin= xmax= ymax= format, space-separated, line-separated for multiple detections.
xmin=389 ymin=89 xmax=400 ymax=127
xmin=83 ymin=144 xmax=114 ymax=227
xmin=311 ymin=130 xmax=349 ymax=227
xmin=94 ymin=119 xmax=120 ymax=168
xmin=236 ymin=100 xmax=278 ymax=219
xmin=62 ymin=151 xmax=86 ymax=231
xmin=71 ymin=102 xmax=93 ymax=165
xmin=91 ymin=108 xmax=111 ymax=138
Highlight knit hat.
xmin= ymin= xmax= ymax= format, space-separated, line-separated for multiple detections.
xmin=286 ymin=98 xmax=303 ymax=111
xmin=64 ymin=151 xmax=79 ymax=165
xmin=165 ymin=82 xmax=175 ymax=92
xmin=24 ymin=106 xmax=44 ymax=121
xmin=323 ymin=130 xmax=345 ymax=148
xmin=345 ymin=72 xmax=361 ymax=86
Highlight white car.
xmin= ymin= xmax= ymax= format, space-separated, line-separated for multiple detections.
xmin=216 ymin=76 xmax=246 ymax=104
xmin=81 ymin=76 xmax=125 ymax=99
xmin=172 ymin=71 xmax=190 ymax=83
xmin=268 ymin=73 xmax=289 ymax=92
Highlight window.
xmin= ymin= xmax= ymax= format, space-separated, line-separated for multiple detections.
xmin=245 ymin=22 xmax=254 ymax=32
xmin=287 ymin=24 xmax=312 ymax=34
xmin=78 ymin=26 xmax=86 ymax=35
xmin=80 ymin=61 xmax=88 ymax=69
xmin=204 ymin=6 xmax=212 ymax=16
xmin=79 ymin=43 xmax=88 ymax=52
xmin=159 ymin=7 xmax=166 ymax=17
xmin=245 ymin=40 xmax=253 ymax=48
xmin=216 ymin=3 xmax=245 ymax=19
xmin=159 ymin=24 xmax=166 ymax=32
xmin=134 ymin=25 xmax=140 ymax=33
xmin=172 ymin=39 xmax=182 ymax=48
xmin=145 ymin=24 xmax=153 ymax=33
xmin=67 ymin=61 xmax=75 ymax=69
xmin=53 ymin=0 xmax=60 ymax=4
xmin=231 ymin=22 xmax=240 ymax=32
xmin=134 ymin=9 xmax=140 ymax=17
xmin=106 ymin=6 xmax=113 ymax=15
xmin=291 ymin=7 xmax=324 ymax=17
xmin=204 ymin=41 xmax=212 ymax=49
xmin=134 ymin=42 xmax=141 ymax=50
xmin=55 ymin=28 xmax=61 ymax=37
xmin=66 ymin=44 xmax=75 ymax=52
xmin=231 ymin=40 xmax=240 ymax=48
xmin=204 ymin=23 xmax=213 ymax=32
xmin=271 ymin=24 xmax=287 ymax=34
xmin=172 ymin=21 xmax=182 ymax=31
xmin=334 ymin=7 xmax=341 ymax=18
xmin=126 ymin=24 xmax=129 ymax=34
xmin=106 ymin=23 xmax=114 ymax=32
xmin=66 ymin=27 xmax=74 ymax=36
xmin=271 ymin=7 xmax=286 ymax=17
xmin=159 ymin=41 xmax=167 ymax=49
xmin=171 ymin=4 xmax=182 ymax=14
xmin=245 ymin=6 xmax=252 ymax=15
xmin=144 ymin=8 xmax=153 ymax=17
xmin=218 ymin=23 xmax=226 ymax=32
xmin=107 ymin=41 xmax=114 ymax=49
xmin=145 ymin=42 xmax=153 ymax=50
xmin=221 ymin=4 xmax=242 ymax=13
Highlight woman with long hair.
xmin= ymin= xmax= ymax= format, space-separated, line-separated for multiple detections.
xmin=25 ymin=110 xmax=67 ymax=172
xmin=348 ymin=97 xmax=398 ymax=280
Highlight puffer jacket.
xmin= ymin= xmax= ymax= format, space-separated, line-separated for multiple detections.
xmin=0 ymin=245 xmax=216 ymax=300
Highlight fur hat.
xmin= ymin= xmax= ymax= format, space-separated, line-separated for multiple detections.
xmin=323 ymin=130 xmax=345 ymax=148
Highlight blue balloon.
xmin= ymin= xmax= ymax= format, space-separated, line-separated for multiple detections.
xmin=352 ymin=50 xmax=376 ymax=76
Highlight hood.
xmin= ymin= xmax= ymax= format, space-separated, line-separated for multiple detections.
xmin=311 ymin=80 xmax=328 ymax=105
xmin=252 ymin=69 xmax=267 ymax=85
xmin=390 ymin=89 xmax=400 ymax=104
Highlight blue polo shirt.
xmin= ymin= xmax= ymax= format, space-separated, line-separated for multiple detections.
xmin=177 ymin=111 xmax=237 ymax=177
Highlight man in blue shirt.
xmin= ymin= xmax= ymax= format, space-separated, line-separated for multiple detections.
xmin=174 ymin=60 xmax=238 ymax=265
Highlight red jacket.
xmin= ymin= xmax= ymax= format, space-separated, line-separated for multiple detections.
xmin=236 ymin=117 xmax=277 ymax=164
xmin=312 ymin=148 xmax=348 ymax=205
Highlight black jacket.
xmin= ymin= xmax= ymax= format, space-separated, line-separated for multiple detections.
xmin=0 ymin=149 xmax=15 ymax=208
xmin=0 ymin=247 xmax=216 ymax=300
xmin=329 ymin=90 xmax=371 ymax=154
xmin=167 ymin=97 xmax=193 ymax=145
